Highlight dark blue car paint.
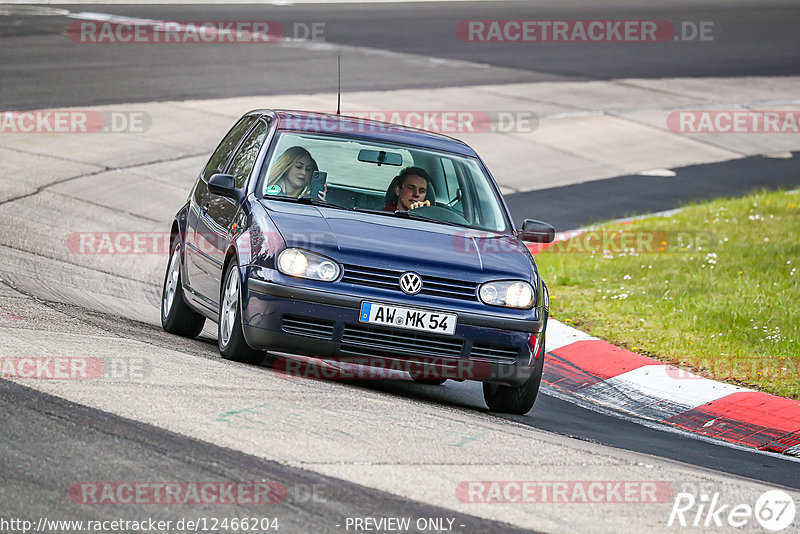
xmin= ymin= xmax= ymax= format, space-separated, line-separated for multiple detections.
xmin=171 ymin=110 xmax=548 ymax=386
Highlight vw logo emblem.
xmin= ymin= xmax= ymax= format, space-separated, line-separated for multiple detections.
xmin=399 ymin=272 xmax=423 ymax=295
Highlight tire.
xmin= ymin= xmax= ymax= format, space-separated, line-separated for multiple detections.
xmin=410 ymin=376 xmax=447 ymax=385
xmin=218 ymin=258 xmax=264 ymax=365
xmin=483 ymin=341 xmax=545 ymax=415
xmin=161 ymin=238 xmax=205 ymax=338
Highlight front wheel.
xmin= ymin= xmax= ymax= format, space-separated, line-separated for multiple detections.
xmin=218 ymin=259 xmax=264 ymax=365
xmin=483 ymin=348 xmax=544 ymax=415
xmin=161 ymin=239 xmax=205 ymax=338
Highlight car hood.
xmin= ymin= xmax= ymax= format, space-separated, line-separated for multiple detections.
xmin=262 ymin=201 xmax=533 ymax=280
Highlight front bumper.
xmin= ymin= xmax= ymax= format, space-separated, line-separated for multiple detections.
xmin=241 ymin=274 xmax=545 ymax=386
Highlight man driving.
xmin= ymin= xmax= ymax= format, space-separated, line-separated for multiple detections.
xmin=383 ymin=166 xmax=432 ymax=211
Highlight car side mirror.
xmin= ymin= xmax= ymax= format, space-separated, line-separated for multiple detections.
xmin=208 ymin=173 xmax=240 ymax=201
xmin=519 ymin=219 xmax=555 ymax=243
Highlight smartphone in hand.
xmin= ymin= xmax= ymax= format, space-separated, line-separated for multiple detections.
xmin=310 ymin=171 xmax=327 ymax=199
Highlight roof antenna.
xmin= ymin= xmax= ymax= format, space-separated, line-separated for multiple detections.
xmin=336 ymin=55 xmax=341 ymax=115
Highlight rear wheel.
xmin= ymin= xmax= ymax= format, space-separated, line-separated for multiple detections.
xmin=218 ymin=259 xmax=264 ymax=365
xmin=483 ymin=344 xmax=544 ymax=415
xmin=161 ymin=239 xmax=205 ymax=337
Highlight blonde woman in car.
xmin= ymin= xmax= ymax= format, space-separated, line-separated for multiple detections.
xmin=267 ymin=146 xmax=326 ymax=199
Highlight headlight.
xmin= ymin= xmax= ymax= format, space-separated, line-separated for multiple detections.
xmin=277 ymin=248 xmax=340 ymax=282
xmin=478 ymin=280 xmax=534 ymax=309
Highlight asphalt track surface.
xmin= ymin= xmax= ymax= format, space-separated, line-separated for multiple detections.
xmin=0 ymin=1 xmax=799 ymax=109
xmin=505 ymin=152 xmax=800 ymax=231
xmin=0 ymin=379 xmax=530 ymax=534
xmin=1 ymin=2 xmax=800 ymax=532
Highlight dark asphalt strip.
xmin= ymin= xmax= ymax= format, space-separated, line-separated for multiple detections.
xmin=336 ymin=377 xmax=800 ymax=491
xmin=529 ymin=390 xmax=800 ymax=491
xmin=2 ymin=1 xmax=799 ymax=109
xmin=506 ymin=152 xmax=800 ymax=231
xmin=0 ymin=378 xmax=533 ymax=534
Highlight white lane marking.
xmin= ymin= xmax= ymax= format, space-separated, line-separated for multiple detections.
xmin=2 ymin=0 xmax=490 ymax=5
xmin=638 ymin=168 xmax=677 ymax=177
xmin=0 ymin=6 xmax=70 ymax=16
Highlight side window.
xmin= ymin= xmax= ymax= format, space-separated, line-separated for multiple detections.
xmin=192 ymin=174 xmax=206 ymax=205
xmin=202 ymin=116 xmax=257 ymax=181
xmin=228 ymin=120 xmax=268 ymax=188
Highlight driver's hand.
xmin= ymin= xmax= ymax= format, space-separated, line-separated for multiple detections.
xmin=317 ymin=184 xmax=328 ymax=201
xmin=408 ymin=200 xmax=430 ymax=210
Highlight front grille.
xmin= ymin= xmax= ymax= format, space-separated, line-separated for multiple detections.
xmin=281 ymin=315 xmax=335 ymax=339
xmin=470 ymin=343 xmax=519 ymax=364
xmin=341 ymin=265 xmax=398 ymax=290
xmin=341 ymin=324 xmax=464 ymax=359
xmin=341 ymin=264 xmax=478 ymax=301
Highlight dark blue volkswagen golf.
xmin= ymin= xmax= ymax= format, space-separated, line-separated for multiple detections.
xmin=161 ymin=110 xmax=554 ymax=414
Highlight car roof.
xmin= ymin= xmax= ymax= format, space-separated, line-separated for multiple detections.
xmin=250 ymin=109 xmax=479 ymax=157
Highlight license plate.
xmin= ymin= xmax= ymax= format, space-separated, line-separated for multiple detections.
xmin=359 ymin=302 xmax=457 ymax=336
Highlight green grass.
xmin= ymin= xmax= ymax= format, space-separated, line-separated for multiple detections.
xmin=537 ymin=188 xmax=800 ymax=399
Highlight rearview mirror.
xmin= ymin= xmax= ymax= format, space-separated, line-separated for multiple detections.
xmin=519 ymin=219 xmax=555 ymax=243
xmin=357 ymin=149 xmax=402 ymax=166
xmin=208 ymin=173 xmax=240 ymax=201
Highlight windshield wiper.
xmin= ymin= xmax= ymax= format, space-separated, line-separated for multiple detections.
xmin=404 ymin=211 xmax=467 ymax=228
xmin=295 ymin=197 xmax=350 ymax=210
xmin=352 ymin=207 xmax=397 ymax=216
xmin=352 ymin=207 xmax=466 ymax=228
xmin=263 ymin=196 xmax=348 ymax=210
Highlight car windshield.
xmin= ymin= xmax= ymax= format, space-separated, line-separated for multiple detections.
xmin=257 ymin=131 xmax=510 ymax=232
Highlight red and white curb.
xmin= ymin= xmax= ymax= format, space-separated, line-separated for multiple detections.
xmin=542 ymin=320 xmax=800 ymax=457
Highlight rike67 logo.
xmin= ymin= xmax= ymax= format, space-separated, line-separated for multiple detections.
xmin=668 ymin=489 xmax=796 ymax=531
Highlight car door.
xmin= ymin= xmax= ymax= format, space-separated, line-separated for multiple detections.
xmin=185 ymin=115 xmax=257 ymax=308
xmin=198 ymin=119 xmax=270 ymax=308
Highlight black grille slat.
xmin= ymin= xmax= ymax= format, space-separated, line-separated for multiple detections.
xmin=421 ymin=288 xmax=475 ymax=301
xmin=470 ymin=343 xmax=519 ymax=364
xmin=425 ymin=286 xmax=475 ymax=295
xmin=425 ymin=279 xmax=476 ymax=290
xmin=345 ymin=268 xmax=398 ymax=278
xmin=337 ymin=345 xmax=459 ymax=367
xmin=343 ymin=272 xmax=398 ymax=283
xmin=342 ymin=324 xmax=464 ymax=358
xmin=341 ymin=276 xmax=397 ymax=289
xmin=341 ymin=264 xmax=478 ymax=301
xmin=341 ymin=332 xmax=462 ymax=356
xmin=281 ymin=316 xmax=335 ymax=339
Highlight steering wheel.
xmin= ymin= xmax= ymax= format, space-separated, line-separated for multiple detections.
xmin=410 ymin=204 xmax=470 ymax=225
